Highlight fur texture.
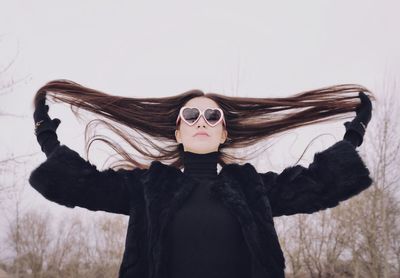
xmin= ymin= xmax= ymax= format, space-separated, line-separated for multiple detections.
xmin=28 ymin=139 xmax=373 ymax=278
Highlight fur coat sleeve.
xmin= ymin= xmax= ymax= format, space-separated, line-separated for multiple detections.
xmin=259 ymin=140 xmax=373 ymax=217
xmin=28 ymin=144 xmax=145 ymax=215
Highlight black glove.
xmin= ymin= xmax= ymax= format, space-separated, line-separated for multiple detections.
xmin=343 ymin=92 xmax=372 ymax=147
xmin=33 ymin=97 xmax=61 ymax=157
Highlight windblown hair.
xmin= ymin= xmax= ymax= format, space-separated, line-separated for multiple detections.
xmin=32 ymin=79 xmax=375 ymax=170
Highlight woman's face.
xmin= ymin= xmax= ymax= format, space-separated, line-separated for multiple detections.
xmin=175 ymin=97 xmax=228 ymax=154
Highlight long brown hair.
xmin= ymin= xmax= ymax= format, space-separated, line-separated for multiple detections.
xmin=32 ymin=79 xmax=376 ymax=170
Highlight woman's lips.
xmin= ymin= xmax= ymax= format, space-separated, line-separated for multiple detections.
xmin=194 ymin=133 xmax=210 ymax=137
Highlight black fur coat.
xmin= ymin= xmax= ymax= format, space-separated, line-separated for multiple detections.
xmin=28 ymin=139 xmax=373 ymax=278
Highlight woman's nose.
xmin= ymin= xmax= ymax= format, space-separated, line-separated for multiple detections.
xmin=196 ymin=114 xmax=207 ymax=126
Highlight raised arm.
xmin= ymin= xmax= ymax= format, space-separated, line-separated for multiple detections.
xmin=29 ymin=145 xmax=145 ymax=214
xmin=260 ymin=140 xmax=372 ymax=217
xmin=29 ymin=97 xmax=145 ymax=215
xmin=260 ymin=92 xmax=373 ymax=217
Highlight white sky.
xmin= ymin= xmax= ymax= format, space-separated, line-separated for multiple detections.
xmin=0 ymin=0 xmax=399 ymax=246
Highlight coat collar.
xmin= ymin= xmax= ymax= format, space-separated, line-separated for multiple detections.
xmin=141 ymin=160 xmax=270 ymax=209
xmin=140 ymin=160 xmax=285 ymax=277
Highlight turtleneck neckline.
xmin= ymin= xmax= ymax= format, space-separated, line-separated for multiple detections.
xmin=182 ymin=150 xmax=219 ymax=179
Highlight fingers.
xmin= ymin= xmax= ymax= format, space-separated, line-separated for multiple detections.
xmin=34 ymin=104 xmax=49 ymax=117
xmin=359 ymin=92 xmax=372 ymax=106
xmin=37 ymin=97 xmax=46 ymax=107
xmin=356 ymin=92 xmax=372 ymax=126
xmin=363 ymin=94 xmax=372 ymax=110
xmin=33 ymin=102 xmax=51 ymax=123
xmin=356 ymin=92 xmax=372 ymax=113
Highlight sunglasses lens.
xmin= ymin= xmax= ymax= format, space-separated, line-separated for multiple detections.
xmin=205 ymin=108 xmax=222 ymax=125
xmin=182 ymin=108 xmax=200 ymax=124
xmin=181 ymin=107 xmax=223 ymax=125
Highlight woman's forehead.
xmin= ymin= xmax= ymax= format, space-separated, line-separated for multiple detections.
xmin=184 ymin=97 xmax=219 ymax=108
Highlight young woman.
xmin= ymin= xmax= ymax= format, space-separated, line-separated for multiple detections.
xmin=29 ymin=80 xmax=374 ymax=278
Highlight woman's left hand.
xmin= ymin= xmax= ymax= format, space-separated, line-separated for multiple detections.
xmin=343 ymin=92 xmax=372 ymax=147
xmin=355 ymin=92 xmax=372 ymax=128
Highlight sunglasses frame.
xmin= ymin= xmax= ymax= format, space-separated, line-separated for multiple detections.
xmin=176 ymin=106 xmax=226 ymax=127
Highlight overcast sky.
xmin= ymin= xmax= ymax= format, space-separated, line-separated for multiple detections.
xmin=0 ymin=0 xmax=399 ymax=236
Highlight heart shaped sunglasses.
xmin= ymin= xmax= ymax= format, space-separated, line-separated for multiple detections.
xmin=176 ymin=106 xmax=226 ymax=127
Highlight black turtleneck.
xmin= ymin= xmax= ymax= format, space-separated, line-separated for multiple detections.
xmin=166 ymin=150 xmax=252 ymax=278
xmin=182 ymin=150 xmax=219 ymax=178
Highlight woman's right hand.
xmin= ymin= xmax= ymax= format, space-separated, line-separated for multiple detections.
xmin=33 ymin=97 xmax=62 ymax=156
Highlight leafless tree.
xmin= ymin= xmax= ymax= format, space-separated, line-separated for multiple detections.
xmin=279 ymin=76 xmax=400 ymax=277
xmin=5 ymin=209 xmax=52 ymax=277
